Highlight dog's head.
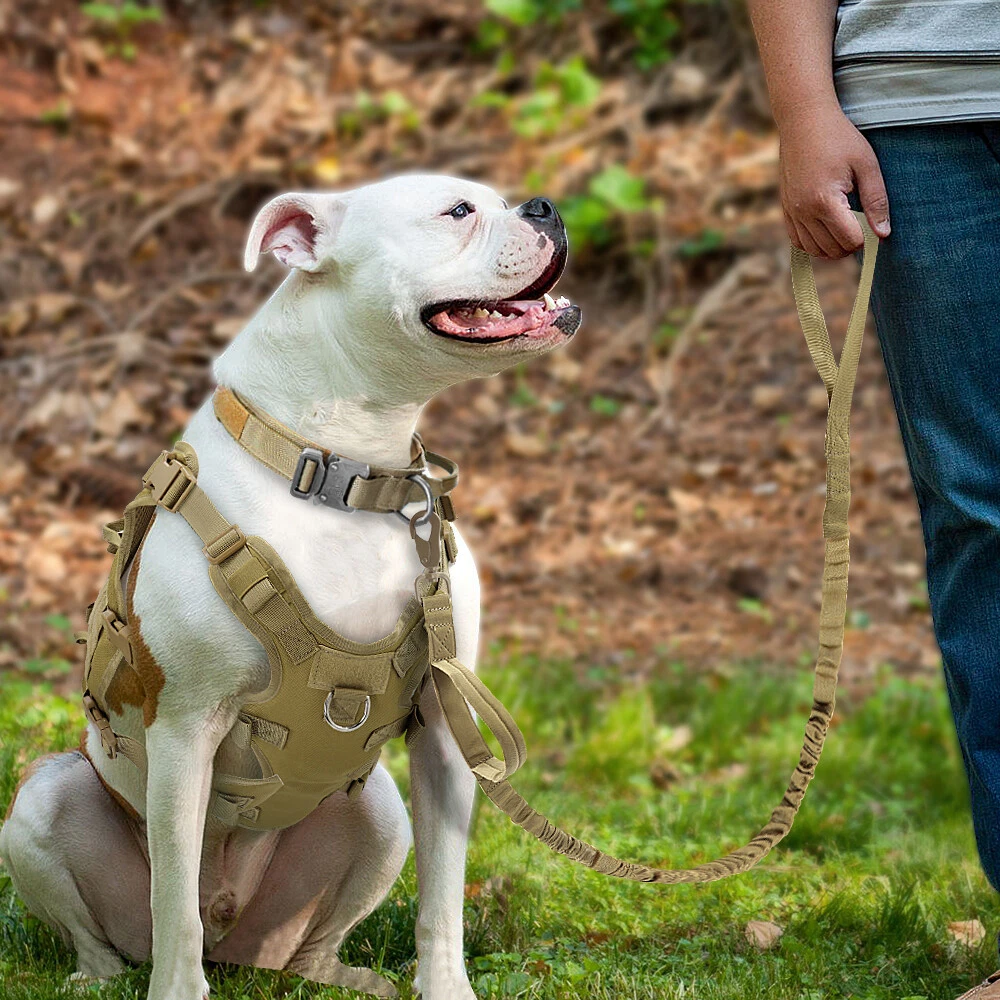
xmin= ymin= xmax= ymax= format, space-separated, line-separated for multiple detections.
xmin=243 ymin=174 xmax=581 ymax=389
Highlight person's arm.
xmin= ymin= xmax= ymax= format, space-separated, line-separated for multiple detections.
xmin=747 ymin=0 xmax=891 ymax=257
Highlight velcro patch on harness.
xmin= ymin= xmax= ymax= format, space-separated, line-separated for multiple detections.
xmin=307 ymin=648 xmax=394 ymax=695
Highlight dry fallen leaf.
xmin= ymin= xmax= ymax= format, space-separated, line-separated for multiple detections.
xmin=745 ymin=920 xmax=783 ymax=950
xmin=32 ymin=193 xmax=62 ymax=226
xmin=948 ymin=920 xmax=986 ymax=948
xmin=669 ymin=487 xmax=704 ymax=515
xmin=0 ymin=177 xmax=22 ymax=209
xmin=96 ymin=387 xmax=152 ymax=438
xmin=505 ymin=432 xmax=548 ymax=459
xmin=751 ymin=384 xmax=784 ymax=414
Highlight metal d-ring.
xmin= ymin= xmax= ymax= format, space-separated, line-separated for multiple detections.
xmin=396 ymin=473 xmax=435 ymax=527
xmin=323 ymin=691 xmax=371 ymax=733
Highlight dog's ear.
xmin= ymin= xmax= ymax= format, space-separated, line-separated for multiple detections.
xmin=244 ymin=192 xmax=347 ymax=273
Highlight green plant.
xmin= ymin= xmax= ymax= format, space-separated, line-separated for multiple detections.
xmin=559 ymin=164 xmax=653 ymax=251
xmin=509 ymin=364 xmax=539 ymax=407
xmin=677 ymin=227 xmax=726 ymax=258
xmin=80 ymin=2 xmax=163 ymax=60
xmin=512 ymin=57 xmax=602 ymax=139
xmin=589 ymin=394 xmax=622 ymax=417
xmin=609 ymin=0 xmax=682 ymax=69
xmin=484 ymin=0 xmax=582 ymax=26
xmin=480 ymin=0 xmax=699 ymax=68
xmin=348 ymin=90 xmax=421 ymax=133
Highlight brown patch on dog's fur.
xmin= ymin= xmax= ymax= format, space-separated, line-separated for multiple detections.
xmin=3 ymin=751 xmax=66 ymax=823
xmin=123 ymin=544 xmax=165 ymax=728
xmin=102 ymin=651 xmax=146 ymax=718
xmin=76 ymin=726 xmax=143 ymax=822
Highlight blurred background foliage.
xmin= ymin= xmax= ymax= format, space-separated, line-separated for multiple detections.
xmin=0 ymin=1 xmax=983 ymax=997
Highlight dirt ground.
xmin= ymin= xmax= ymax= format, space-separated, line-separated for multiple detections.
xmin=0 ymin=1 xmax=938 ymax=700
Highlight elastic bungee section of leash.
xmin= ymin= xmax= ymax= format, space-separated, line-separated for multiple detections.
xmin=424 ymin=209 xmax=880 ymax=884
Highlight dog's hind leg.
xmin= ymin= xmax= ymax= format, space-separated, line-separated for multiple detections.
xmin=0 ymin=749 xmax=152 ymax=980
xmin=206 ymin=762 xmax=411 ymax=997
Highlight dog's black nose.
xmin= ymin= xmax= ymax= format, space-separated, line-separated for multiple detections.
xmin=518 ymin=196 xmax=557 ymax=220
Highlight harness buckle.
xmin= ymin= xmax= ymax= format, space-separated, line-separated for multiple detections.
xmin=143 ymin=452 xmax=197 ymax=512
xmin=82 ymin=691 xmax=118 ymax=760
xmin=203 ymin=525 xmax=247 ymax=565
xmin=290 ymin=447 xmax=370 ymax=513
xmin=101 ymin=607 xmax=134 ymax=665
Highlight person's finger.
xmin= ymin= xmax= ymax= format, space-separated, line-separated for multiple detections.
xmin=783 ymin=210 xmax=805 ymax=251
xmin=852 ymin=146 xmax=891 ymax=237
xmin=814 ymin=211 xmax=861 ymax=257
xmin=790 ymin=216 xmax=825 ymax=257
xmin=802 ymin=215 xmax=846 ymax=259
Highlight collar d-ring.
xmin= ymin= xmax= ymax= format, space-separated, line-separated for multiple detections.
xmin=397 ymin=473 xmax=434 ymax=526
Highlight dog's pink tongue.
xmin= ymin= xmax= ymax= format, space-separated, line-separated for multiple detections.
xmin=429 ymin=304 xmax=544 ymax=340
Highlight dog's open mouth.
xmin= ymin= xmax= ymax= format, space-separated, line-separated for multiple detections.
xmin=421 ymin=264 xmax=580 ymax=345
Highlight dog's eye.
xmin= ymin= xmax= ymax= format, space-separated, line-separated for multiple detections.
xmin=447 ymin=202 xmax=475 ymax=219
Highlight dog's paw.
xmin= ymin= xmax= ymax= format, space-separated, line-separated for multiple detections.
xmin=412 ymin=965 xmax=477 ymax=1000
xmin=146 ymin=971 xmax=210 ymax=1000
xmin=64 ymin=950 xmax=126 ymax=989
xmin=64 ymin=970 xmax=118 ymax=991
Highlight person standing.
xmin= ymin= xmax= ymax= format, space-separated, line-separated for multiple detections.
xmin=747 ymin=2 xmax=1000 ymax=996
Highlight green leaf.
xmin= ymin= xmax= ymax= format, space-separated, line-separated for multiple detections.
xmin=484 ymin=0 xmax=539 ymax=26
xmin=588 ymin=164 xmax=649 ymax=214
xmin=536 ymin=56 xmax=601 ymax=108
xmin=589 ymin=394 xmax=622 ymax=417
xmin=44 ymin=614 xmax=73 ymax=635
xmin=80 ymin=3 xmax=121 ymax=23
xmin=678 ymin=228 xmax=725 ymax=258
xmin=558 ymin=194 xmax=612 ymax=250
xmin=381 ymin=90 xmax=412 ymax=116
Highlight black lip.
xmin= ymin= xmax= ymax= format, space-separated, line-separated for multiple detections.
xmin=420 ymin=238 xmax=569 ymax=331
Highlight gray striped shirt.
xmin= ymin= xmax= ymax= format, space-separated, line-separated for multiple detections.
xmin=833 ymin=0 xmax=1000 ymax=129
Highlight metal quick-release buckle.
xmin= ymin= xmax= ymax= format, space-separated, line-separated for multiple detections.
xmin=290 ymin=446 xmax=371 ymax=513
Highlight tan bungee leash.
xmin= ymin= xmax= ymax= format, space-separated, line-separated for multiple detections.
xmin=418 ymin=210 xmax=880 ymax=883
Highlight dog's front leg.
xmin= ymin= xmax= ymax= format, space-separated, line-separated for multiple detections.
xmin=409 ymin=687 xmax=478 ymax=1000
xmin=409 ymin=546 xmax=481 ymax=1000
xmin=144 ymin=702 xmax=237 ymax=1000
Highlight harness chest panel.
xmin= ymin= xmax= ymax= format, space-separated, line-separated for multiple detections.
xmin=206 ymin=535 xmax=431 ymax=830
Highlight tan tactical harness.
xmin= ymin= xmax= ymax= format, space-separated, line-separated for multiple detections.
xmin=81 ymin=211 xmax=878 ymax=879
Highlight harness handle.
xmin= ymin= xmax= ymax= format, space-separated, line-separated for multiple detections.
xmin=430 ymin=210 xmax=880 ymax=883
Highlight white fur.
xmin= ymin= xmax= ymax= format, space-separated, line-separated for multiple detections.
xmin=0 ymin=174 xmax=575 ymax=1000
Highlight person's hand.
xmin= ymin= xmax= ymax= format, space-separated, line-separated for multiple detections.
xmin=777 ymin=101 xmax=891 ymax=258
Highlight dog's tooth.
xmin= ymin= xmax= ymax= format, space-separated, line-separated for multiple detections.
xmin=473 ymin=308 xmax=489 ymax=318
xmin=543 ymin=293 xmax=556 ymax=311
xmin=556 ymin=295 xmax=570 ymax=308
xmin=490 ymin=310 xmax=504 ymax=319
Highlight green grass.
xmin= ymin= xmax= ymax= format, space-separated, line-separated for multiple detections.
xmin=0 ymin=657 xmax=995 ymax=999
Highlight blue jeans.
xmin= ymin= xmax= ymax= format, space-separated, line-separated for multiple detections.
xmin=846 ymin=121 xmax=1000 ymax=890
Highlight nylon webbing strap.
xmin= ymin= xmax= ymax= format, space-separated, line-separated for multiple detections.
xmin=430 ymin=210 xmax=879 ymax=883
xmin=212 ymin=386 xmax=459 ymax=512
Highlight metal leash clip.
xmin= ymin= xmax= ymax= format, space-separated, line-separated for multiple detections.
xmin=403 ymin=474 xmax=442 ymax=568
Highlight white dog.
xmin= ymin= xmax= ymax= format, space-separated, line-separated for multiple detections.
xmin=0 ymin=174 xmax=581 ymax=1000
